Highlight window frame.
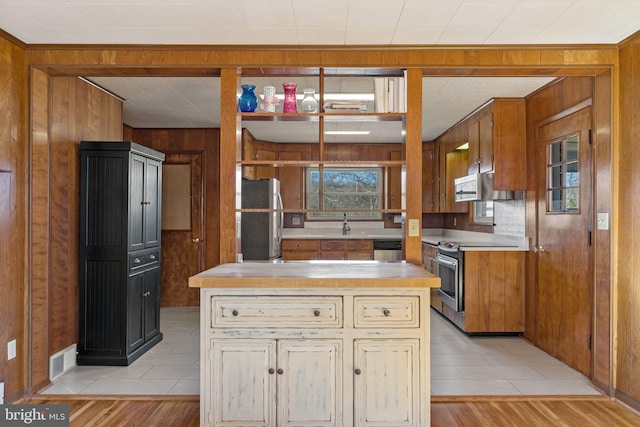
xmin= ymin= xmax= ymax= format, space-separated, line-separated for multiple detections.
xmin=305 ymin=166 xmax=384 ymax=221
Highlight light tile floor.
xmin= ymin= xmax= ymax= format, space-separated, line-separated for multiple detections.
xmin=40 ymin=307 xmax=601 ymax=396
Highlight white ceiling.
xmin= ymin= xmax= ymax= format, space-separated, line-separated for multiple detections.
xmin=2 ymin=0 xmax=639 ymax=45
xmin=3 ymin=0 xmax=636 ymax=142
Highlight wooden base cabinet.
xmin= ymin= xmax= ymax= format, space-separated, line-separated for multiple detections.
xmin=201 ymin=288 xmax=430 ymax=426
xmin=211 ymin=339 xmax=342 ymax=426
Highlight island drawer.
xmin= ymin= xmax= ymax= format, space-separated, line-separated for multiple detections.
xmin=210 ymin=296 xmax=343 ymax=328
xmin=353 ymin=296 xmax=420 ymax=328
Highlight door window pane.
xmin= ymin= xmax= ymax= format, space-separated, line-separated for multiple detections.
xmin=546 ymin=134 xmax=579 ymax=213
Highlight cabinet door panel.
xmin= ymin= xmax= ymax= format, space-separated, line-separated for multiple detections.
xmin=354 ymin=339 xmax=419 ymax=426
xmin=129 ymin=154 xmax=146 ymax=251
xmin=127 ymin=272 xmax=145 ymax=352
xmin=144 ymin=267 xmax=160 ymax=341
xmin=144 ymin=158 xmax=162 ymax=247
xmin=278 ymin=340 xmax=342 ymax=427
xmin=211 ymin=339 xmax=276 ymax=426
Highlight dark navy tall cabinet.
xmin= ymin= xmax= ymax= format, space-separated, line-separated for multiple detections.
xmin=78 ymin=141 xmax=164 ymax=365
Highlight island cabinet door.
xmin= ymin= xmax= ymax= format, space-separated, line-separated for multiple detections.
xmin=277 ymin=340 xmax=343 ymax=427
xmin=353 ymin=339 xmax=420 ymax=427
xmin=209 ymin=339 xmax=276 ymax=427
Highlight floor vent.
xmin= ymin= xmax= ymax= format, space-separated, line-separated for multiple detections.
xmin=50 ymin=344 xmax=77 ymax=381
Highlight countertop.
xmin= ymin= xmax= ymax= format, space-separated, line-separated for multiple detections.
xmin=421 ymin=229 xmax=529 ymax=251
xmin=281 ymin=227 xmax=529 ymax=251
xmin=188 ymin=261 xmax=440 ymax=288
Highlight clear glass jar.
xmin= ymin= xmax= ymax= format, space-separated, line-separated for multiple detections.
xmin=300 ymin=88 xmax=319 ymax=113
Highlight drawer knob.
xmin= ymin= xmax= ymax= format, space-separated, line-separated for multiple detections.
xmin=383 ymin=309 xmax=390 ymax=316
xmin=313 ymin=310 xmax=320 ymax=317
xmin=150 ymin=254 xmax=156 ymax=260
xmin=232 ymin=309 xmax=239 ymax=316
xmin=297 ymin=244 xmax=303 ymax=247
xmin=277 ymin=368 xmax=284 ymax=375
xmin=354 ymin=368 xmax=362 ymax=375
xmin=134 ymin=258 xmax=141 ymax=264
xmin=268 ymin=368 xmax=275 ymax=375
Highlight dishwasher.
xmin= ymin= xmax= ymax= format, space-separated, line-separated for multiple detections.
xmin=373 ymin=239 xmax=403 ymax=261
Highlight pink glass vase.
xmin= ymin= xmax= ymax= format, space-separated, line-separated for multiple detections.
xmin=282 ymin=82 xmax=298 ymax=113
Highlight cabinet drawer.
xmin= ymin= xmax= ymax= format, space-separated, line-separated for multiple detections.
xmin=282 ymin=239 xmax=321 ymax=251
xmin=353 ymin=297 xmax=420 ymax=328
xmin=129 ymin=250 xmax=160 ymax=272
xmin=210 ymin=296 xmax=343 ymax=328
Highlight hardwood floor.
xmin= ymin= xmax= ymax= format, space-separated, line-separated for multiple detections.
xmin=29 ymin=395 xmax=640 ymax=426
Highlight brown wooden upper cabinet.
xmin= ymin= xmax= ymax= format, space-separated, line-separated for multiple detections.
xmin=429 ymin=97 xmax=526 ymax=214
xmin=466 ymin=98 xmax=527 ymax=190
xmin=437 ymin=122 xmax=469 ymax=214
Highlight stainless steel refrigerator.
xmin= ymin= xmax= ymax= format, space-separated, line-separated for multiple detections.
xmin=241 ymin=177 xmax=283 ymax=260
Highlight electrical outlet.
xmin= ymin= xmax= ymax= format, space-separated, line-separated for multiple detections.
xmin=292 ymin=216 xmax=301 ymax=226
xmin=8 ymin=339 xmax=16 ymax=360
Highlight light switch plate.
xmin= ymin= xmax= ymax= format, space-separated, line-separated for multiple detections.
xmin=0 ymin=381 xmax=4 ymax=404
xmin=597 ymin=212 xmax=609 ymax=230
xmin=408 ymin=219 xmax=419 ymax=237
xmin=8 ymin=340 xmax=16 ymax=360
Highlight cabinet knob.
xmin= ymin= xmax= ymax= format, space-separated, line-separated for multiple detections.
xmin=383 ymin=309 xmax=390 ymax=316
xmin=354 ymin=368 xmax=362 ymax=375
xmin=268 ymin=368 xmax=275 ymax=375
xmin=192 ymin=237 xmax=200 ymax=243
xmin=297 ymin=244 xmax=303 ymax=248
xmin=232 ymin=309 xmax=239 ymax=316
xmin=277 ymin=368 xmax=284 ymax=375
xmin=533 ymin=246 xmax=546 ymax=253
xmin=313 ymin=310 xmax=320 ymax=317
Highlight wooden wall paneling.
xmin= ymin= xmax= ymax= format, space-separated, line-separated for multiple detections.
xmin=28 ymin=74 xmax=123 ymax=393
xmin=49 ymin=77 xmax=74 ymax=356
xmin=219 ymin=68 xmax=240 ymax=263
xmin=29 ymin=68 xmax=52 ymax=393
xmin=128 ymin=128 xmax=222 ymax=295
xmin=47 ymin=77 xmax=123 ymax=357
xmin=592 ymin=69 xmax=612 ymax=391
xmin=405 ymin=68 xmax=422 ymax=264
xmin=617 ymin=37 xmax=640 ymax=408
xmin=0 ymin=36 xmax=27 ymax=401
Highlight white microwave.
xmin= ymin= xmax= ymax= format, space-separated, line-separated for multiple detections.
xmin=454 ymin=173 xmax=483 ymax=202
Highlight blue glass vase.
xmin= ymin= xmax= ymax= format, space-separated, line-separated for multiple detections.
xmin=238 ymin=84 xmax=258 ymax=112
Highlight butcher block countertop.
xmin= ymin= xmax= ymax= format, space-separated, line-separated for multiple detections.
xmin=189 ymin=261 xmax=440 ymax=289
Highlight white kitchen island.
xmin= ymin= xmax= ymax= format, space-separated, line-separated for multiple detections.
xmin=189 ymin=261 xmax=440 ymax=427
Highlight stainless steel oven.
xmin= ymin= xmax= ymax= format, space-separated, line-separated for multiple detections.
xmin=436 ymin=243 xmax=463 ymax=312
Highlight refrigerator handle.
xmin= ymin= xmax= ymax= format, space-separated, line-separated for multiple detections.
xmin=277 ymin=192 xmax=284 ymax=240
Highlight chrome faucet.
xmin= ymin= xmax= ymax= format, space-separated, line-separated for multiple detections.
xmin=342 ymin=213 xmax=351 ymax=235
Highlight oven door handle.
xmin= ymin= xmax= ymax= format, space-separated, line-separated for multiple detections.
xmin=436 ymin=254 xmax=458 ymax=269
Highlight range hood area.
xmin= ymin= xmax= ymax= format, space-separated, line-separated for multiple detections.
xmin=454 ymin=172 xmax=524 ymax=202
